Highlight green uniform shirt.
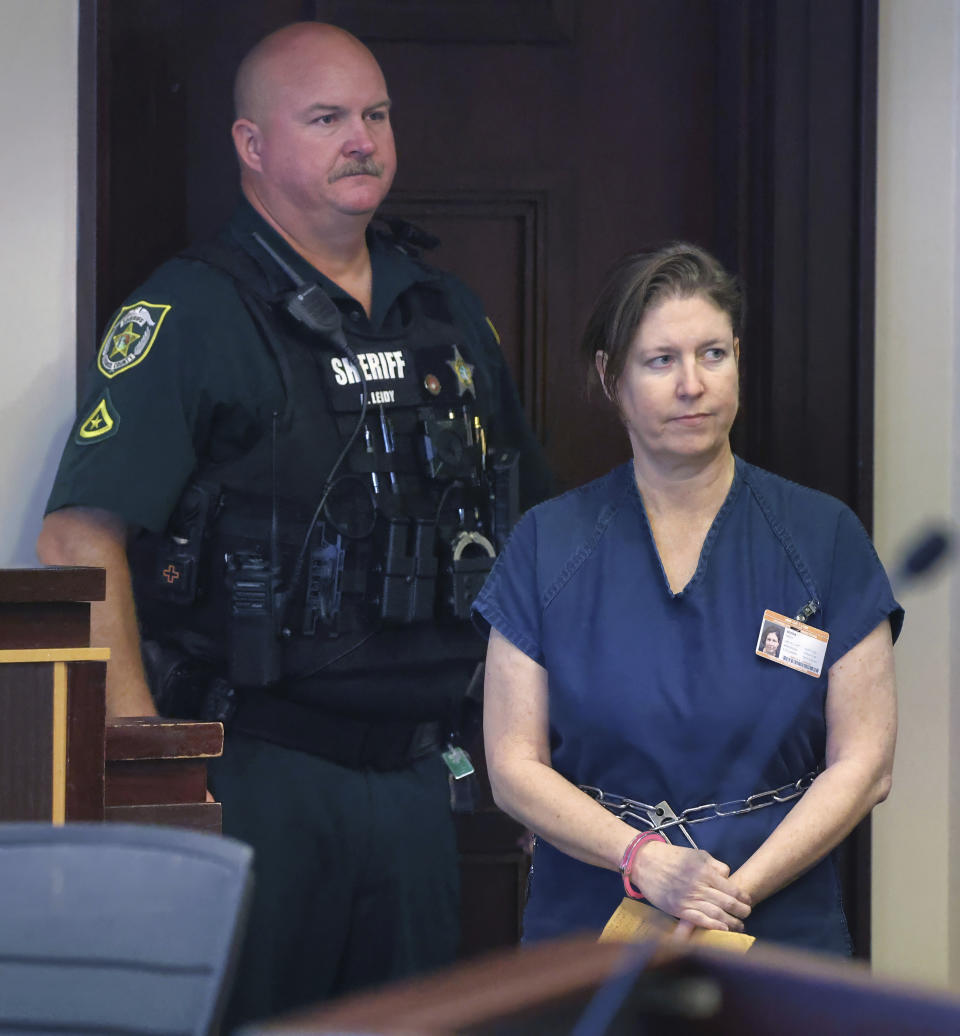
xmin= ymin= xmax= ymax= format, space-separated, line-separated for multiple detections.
xmin=47 ymin=200 xmax=546 ymax=529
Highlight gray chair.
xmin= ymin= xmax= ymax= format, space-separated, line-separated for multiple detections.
xmin=0 ymin=822 xmax=253 ymax=1035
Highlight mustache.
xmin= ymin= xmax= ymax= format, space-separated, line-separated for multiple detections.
xmin=328 ymin=158 xmax=384 ymax=183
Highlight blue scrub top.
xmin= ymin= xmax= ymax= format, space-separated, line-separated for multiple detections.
xmin=473 ymin=458 xmax=902 ymax=953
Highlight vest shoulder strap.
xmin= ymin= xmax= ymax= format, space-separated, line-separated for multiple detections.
xmin=179 ymin=235 xmax=284 ymax=304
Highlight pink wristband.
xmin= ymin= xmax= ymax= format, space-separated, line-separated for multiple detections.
xmin=619 ymin=830 xmax=667 ymax=900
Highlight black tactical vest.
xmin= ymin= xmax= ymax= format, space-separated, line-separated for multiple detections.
xmin=131 ymin=228 xmax=513 ymax=719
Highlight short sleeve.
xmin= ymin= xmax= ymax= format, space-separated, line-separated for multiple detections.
xmin=472 ymin=509 xmax=545 ymax=665
xmin=821 ymin=505 xmax=904 ymax=668
xmin=45 ymin=261 xmax=280 ymax=532
xmin=45 ymin=291 xmax=196 ymax=528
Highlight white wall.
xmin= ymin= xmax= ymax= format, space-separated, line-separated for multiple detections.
xmin=873 ymin=0 xmax=960 ymax=989
xmin=0 ymin=1 xmax=78 ymax=566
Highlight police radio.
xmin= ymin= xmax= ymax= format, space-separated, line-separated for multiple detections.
xmin=252 ymin=232 xmax=351 ymax=351
xmin=226 ymin=549 xmax=282 ymax=687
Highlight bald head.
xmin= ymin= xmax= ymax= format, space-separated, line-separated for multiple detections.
xmin=230 ymin=20 xmax=396 ymax=238
xmin=234 ymin=22 xmax=382 ymax=125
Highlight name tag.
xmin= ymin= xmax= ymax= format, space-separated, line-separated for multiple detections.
xmin=324 ymin=346 xmax=422 ymax=412
xmin=756 ymin=609 xmax=829 ymax=678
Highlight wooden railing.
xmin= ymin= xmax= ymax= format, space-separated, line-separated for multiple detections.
xmin=0 ymin=567 xmax=221 ymax=832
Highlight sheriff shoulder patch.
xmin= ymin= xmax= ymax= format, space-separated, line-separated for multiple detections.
xmin=75 ymin=390 xmax=120 ymax=445
xmin=97 ymin=301 xmax=171 ymax=378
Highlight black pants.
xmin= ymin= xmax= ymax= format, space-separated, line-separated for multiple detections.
xmin=209 ymin=732 xmax=460 ymax=1028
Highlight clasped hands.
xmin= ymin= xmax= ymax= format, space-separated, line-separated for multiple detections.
xmin=630 ymin=839 xmax=751 ymax=933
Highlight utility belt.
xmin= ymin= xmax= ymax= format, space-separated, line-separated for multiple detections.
xmin=141 ymin=636 xmax=477 ymax=769
xmin=231 ymin=687 xmax=442 ymax=770
xmin=580 ymin=771 xmax=818 ymax=850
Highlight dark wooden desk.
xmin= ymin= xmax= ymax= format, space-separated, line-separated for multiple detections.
xmin=105 ymin=716 xmax=223 ymax=833
xmin=258 ymin=934 xmax=960 ymax=1035
xmin=0 ymin=567 xmax=222 ymax=832
xmin=0 ymin=567 xmax=108 ymax=822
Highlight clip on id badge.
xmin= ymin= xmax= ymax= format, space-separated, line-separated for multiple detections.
xmin=442 ymin=744 xmax=475 ymax=780
xmin=756 ymin=608 xmax=829 ymax=678
xmin=443 ymin=744 xmax=477 ymax=814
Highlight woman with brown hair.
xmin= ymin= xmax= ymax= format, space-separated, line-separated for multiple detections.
xmin=473 ymin=243 xmax=901 ymax=952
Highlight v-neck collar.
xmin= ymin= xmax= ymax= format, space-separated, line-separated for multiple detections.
xmin=628 ymin=457 xmax=745 ymax=599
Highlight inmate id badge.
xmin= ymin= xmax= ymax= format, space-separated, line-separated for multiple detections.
xmin=756 ymin=609 xmax=829 ymax=678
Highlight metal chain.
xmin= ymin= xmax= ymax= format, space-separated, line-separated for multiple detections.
xmin=580 ymin=771 xmax=817 ymax=834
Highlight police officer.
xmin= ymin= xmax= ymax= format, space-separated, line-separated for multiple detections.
xmin=37 ymin=22 xmax=551 ymax=1027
